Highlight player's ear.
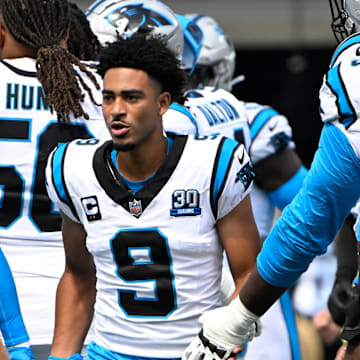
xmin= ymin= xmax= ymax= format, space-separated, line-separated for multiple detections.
xmin=158 ymin=91 xmax=171 ymax=116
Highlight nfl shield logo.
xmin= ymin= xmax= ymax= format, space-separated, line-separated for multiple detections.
xmin=129 ymin=199 xmax=142 ymax=218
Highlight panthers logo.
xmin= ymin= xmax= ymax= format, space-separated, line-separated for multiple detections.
xmin=105 ymin=4 xmax=173 ymax=36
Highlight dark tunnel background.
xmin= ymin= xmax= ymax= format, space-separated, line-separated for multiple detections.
xmin=232 ymin=47 xmax=334 ymax=168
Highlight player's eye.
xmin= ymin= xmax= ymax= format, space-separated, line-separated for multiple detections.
xmin=126 ymin=94 xmax=140 ymax=101
xmin=102 ymin=94 xmax=114 ymax=103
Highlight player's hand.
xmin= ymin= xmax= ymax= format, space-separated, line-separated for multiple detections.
xmin=182 ymin=297 xmax=262 ymax=360
xmin=328 ymin=279 xmax=353 ymax=326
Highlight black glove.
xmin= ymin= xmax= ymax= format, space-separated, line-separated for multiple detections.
xmin=328 ymin=279 xmax=353 ymax=326
xmin=341 ymin=285 xmax=360 ymax=341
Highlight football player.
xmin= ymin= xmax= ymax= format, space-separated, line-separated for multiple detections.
xmin=45 ymin=33 xmax=261 ymax=360
xmin=182 ymin=0 xmax=360 ymax=359
xmin=0 ymin=0 xmax=112 ymax=359
xmin=86 ymin=2 xmax=307 ymax=358
xmin=165 ymin=14 xmax=306 ymax=360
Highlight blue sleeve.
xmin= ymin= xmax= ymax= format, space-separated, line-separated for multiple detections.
xmin=257 ymin=123 xmax=360 ymax=287
xmin=0 ymin=247 xmax=29 ymax=346
xmin=268 ymin=166 xmax=308 ymax=210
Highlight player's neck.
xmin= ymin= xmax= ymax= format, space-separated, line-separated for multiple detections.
xmin=1 ymin=37 xmax=37 ymax=59
xmin=116 ymin=134 xmax=168 ymax=182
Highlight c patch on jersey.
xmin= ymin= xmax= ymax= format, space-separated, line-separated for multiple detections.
xmin=81 ymin=196 xmax=101 ymax=221
xmin=170 ymin=189 xmax=201 ymax=216
xmin=129 ymin=199 xmax=142 ymax=218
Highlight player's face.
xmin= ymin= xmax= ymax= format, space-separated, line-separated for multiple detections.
xmin=102 ymin=67 xmax=170 ymax=152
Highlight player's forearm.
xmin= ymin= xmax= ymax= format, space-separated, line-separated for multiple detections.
xmin=0 ymin=248 xmax=29 ymax=346
xmin=239 ymin=266 xmax=287 ymax=316
xmin=0 ymin=341 xmax=9 ymax=360
xmin=51 ymin=269 xmax=96 ymax=357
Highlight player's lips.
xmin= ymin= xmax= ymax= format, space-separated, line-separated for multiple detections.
xmin=110 ymin=120 xmax=130 ymax=137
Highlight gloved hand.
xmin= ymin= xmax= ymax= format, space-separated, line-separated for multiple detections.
xmin=48 ymin=353 xmax=82 ymax=360
xmin=328 ymin=279 xmax=354 ymax=326
xmin=182 ymin=297 xmax=262 ymax=360
xmin=7 ymin=345 xmax=34 ymax=360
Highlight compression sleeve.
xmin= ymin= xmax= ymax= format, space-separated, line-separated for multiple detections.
xmin=0 ymin=247 xmax=29 ymax=346
xmin=257 ymin=123 xmax=360 ymax=287
xmin=268 ymin=166 xmax=308 ymax=210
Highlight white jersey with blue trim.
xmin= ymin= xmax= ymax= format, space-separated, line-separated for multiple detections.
xmin=0 ymin=57 xmax=109 ymax=344
xmin=319 ymin=33 xmax=360 ymax=157
xmin=45 ymin=134 xmax=253 ymax=358
xmin=245 ymin=101 xmax=295 ymax=238
xmin=163 ymin=88 xmax=300 ymax=359
xmin=351 ymin=198 xmax=360 ymax=242
xmin=163 ymin=87 xmax=295 ymax=238
xmin=245 ymin=102 xmax=295 ymax=165
xmin=163 ymin=86 xmax=251 ymax=150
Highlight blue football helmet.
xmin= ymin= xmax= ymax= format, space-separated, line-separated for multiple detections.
xmin=86 ymin=0 xmax=184 ymax=60
xmin=175 ymin=13 xmax=204 ymax=74
xmin=185 ymin=14 xmax=237 ymax=91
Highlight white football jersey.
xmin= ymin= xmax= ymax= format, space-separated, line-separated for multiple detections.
xmin=0 ymin=57 xmax=110 ymax=344
xmin=244 ymin=102 xmax=295 ymax=165
xmin=319 ymin=33 xmax=360 ymax=157
xmin=46 ymin=135 xmax=253 ymax=358
xmin=163 ymin=87 xmax=295 ymax=238
xmin=163 ymin=88 xmax=298 ymax=360
xmin=163 ymin=87 xmax=251 ymax=150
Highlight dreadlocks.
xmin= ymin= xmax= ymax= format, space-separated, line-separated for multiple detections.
xmin=68 ymin=2 xmax=101 ymax=61
xmin=0 ymin=0 xmax=100 ymax=122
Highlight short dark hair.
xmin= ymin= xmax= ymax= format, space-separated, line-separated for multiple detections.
xmin=97 ymin=34 xmax=187 ymax=102
xmin=0 ymin=0 xmax=100 ymax=123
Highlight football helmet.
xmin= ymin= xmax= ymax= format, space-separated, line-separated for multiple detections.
xmin=86 ymin=0 xmax=184 ymax=60
xmin=185 ymin=14 xmax=236 ymax=91
xmin=175 ymin=14 xmax=203 ymax=74
xmin=330 ymin=0 xmax=360 ymax=42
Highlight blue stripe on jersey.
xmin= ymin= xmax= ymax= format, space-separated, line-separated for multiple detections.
xmin=169 ymin=103 xmax=199 ymax=135
xmin=257 ymin=122 xmax=360 ymax=287
xmin=268 ymin=166 xmax=308 ymax=210
xmin=326 ymin=64 xmax=356 ymax=127
xmin=52 ymin=143 xmax=71 ymax=207
xmin=211 ymin=138 xmax=239 ymax=218
xmin=280 ymin=292 xmax=301 ymax=360
xmin=0 ymin=247 xmax=29 ymax=346
xmin=250 ymin=108 xmax=278 ymax=140
xmin=87 ymin=340 xmax=181 ymax=360
xmin=330 ymin=33 xmax=360 ymax=68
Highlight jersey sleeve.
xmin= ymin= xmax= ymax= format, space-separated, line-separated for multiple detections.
xmin=163 ymin=104 xmax=198 ymax=135
xmin=257 ymin=123 xmax=360 ymax=287
xmin=45 ymin=143 xmax=81 ymax=223
xmin=210 ymin=138 xmax=254 ymax=220
xmin=319 ymin=34 xmax=360 ymax=128
xmin=245 ymin=102 xmax=295 ymax=164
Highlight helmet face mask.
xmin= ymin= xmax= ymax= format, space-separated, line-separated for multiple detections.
xmin=185 ymin=14 xmax=236 ymax=91
xmin=86 ymin=0 xmax=184 ymax=59
xmin=329 ymin=0 xmax=360 ymax=43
